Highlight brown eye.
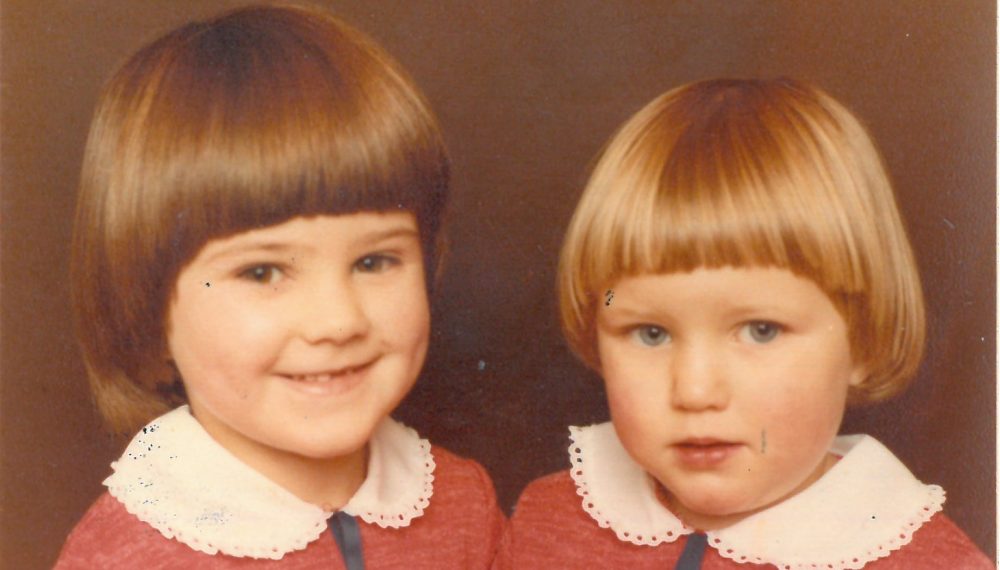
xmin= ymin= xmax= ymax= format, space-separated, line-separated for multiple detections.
xmin=238 ymin=264 xmax=282 ymax=284
xmin=353 ymin=254 xmax=399 ymax=273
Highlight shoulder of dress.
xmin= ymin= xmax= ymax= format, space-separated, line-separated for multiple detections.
xmin=879 ymin=513 xmax=995 ymax=569
xmin=498 ymin=469 xmax=669 ymax=569
xmin=510 ymin=469 xmax=582 ymax=521
xmin=428 ymin=445 xmax=490 ymax=483
xmin=426 ymin=444 xmax=469 ymax=468
xmin=524 ymin=469 xmax=577 ymax=495
xmin=519 ymin=470 xmax=576 ymax=499
xmin=365 ymin=444 xmax=504 ymax=567
xmin=425 ymin=445 xmax=502 ymax=513
xmin=64 ymin=492 xmax=144 ymax=540
xmin=56 ymin=492 xmax=187 ymax=568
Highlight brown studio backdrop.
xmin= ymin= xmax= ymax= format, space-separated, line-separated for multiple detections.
xmin=1 ymin=1 xmax=995 ymax=567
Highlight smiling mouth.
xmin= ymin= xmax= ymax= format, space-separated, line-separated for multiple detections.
xmin=281 ymin=360 xmax=375 ymax=383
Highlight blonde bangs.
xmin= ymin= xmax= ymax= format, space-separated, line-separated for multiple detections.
xmin=559 ymin=79 xmax=924 ymax=400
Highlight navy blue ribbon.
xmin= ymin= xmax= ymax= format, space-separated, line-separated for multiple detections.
xmin=328 ymin=512 xmax=365 ymax=570
xmin=674 ymin=532 xmax=708 ymax=570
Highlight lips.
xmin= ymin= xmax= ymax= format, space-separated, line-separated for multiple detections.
xmin=672 ymin=438 xmax=743 ymax=468
xmin=284 ymin=362 xmax=371 ymax=383
xmin=288 ymin=373 xmax=341 ymax=383
xmin=278 ymin=358 xmax=377 ymax=396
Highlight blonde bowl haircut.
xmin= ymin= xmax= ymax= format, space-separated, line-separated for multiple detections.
xmin=558 ymin=78 xmax=925 ymax=404
xmin=71 ymin=4 xmax=450 ymax=435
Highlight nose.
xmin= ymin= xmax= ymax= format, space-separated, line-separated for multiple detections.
xmin=669 ymin=340 xmax=730 ymax=411
xmin=296 ymin=273 xmax=371 ymax=345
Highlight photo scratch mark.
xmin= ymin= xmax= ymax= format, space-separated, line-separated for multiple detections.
xmin=942 ymin=217 xmax=955 ymax=230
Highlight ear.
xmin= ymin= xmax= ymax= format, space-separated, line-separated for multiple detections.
xmin=847 ymin=362 xmax=867 ymax=388
xmin=149 ymin=328 xmax=178 ymax=387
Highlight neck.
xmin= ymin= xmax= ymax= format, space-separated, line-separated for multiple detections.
xmin=657 ymin=452 xmax=839 ymax=531
xmin=261 ymin=446 xmax=369 ymax=511
xmin=192 ymin=410 xmax=369 ymax=511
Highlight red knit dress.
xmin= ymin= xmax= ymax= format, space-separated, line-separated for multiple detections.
xmin=55 ymin=408 xmax=505 ymax=569
xmin=495 ymin=471 xmax=992 ymax=569
xmin=495 ymin=424 xmax=993 ymax=570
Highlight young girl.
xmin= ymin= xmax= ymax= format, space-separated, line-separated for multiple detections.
xmin=496 ymin=79 xmax=992 ymax=569
xmin=57 ymin=5 xmax=503 ymax=568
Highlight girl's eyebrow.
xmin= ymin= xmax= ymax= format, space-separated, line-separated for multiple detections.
xmin=724 ymin=304 xmax=794 ymax=318
xmin=201 ymin=226 xmax=420 ymax=264
xmin=600 ymin=304 xmax=659 ymax=322
xmin=202 ymin=242 xmax=295 ymax=265
xmin=355 ymin=226 xmax=420 ymax=247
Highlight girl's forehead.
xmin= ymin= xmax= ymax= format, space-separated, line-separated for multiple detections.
xmin=609 ymin=266 xmax=822 ymax=296
xmin=195 ymin=211 xmax=420 ymax=253
xmin=608 ymin=262 xmax=782 ymax=287
xmin=604 ymin=264 xmax=841 ymax=309
xmin=600 ymin=267 xmax=847 ymax=330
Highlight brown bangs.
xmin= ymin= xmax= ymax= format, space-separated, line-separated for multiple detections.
xmin=106 ymin=6 xmax=448 ymax=287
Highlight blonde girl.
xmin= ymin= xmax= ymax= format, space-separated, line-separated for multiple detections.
xmin=497 ymin=78 xmax=990 ymax=569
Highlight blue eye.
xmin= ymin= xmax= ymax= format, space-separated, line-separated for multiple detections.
xmin=238 ymin=264 xmax=283 ymax=284
xmin=354 ymin=254 xmax=399 ymax=273
xmin=632 ymin=325 xmax=670 ymax=347
xmin=740 ymin=321 xmax=782 ymax=344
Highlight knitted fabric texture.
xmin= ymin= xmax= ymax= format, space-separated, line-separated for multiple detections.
xmin=496 ymin=424 xmax=991 ymax=569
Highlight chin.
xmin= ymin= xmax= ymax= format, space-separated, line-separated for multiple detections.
xmin=668 ymin=483 xmax=760 ymax=520
xmin=286 ymin=438 xmax=368 ymax=461
xmin=275 ymin=425 xmax=373 ymax=461
xmin=680 ymin=497 xmax=749 ymax=518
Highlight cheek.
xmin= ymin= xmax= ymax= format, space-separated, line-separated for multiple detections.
xmin=600 ymin=347 xmax=666 ymax=445
xmin=754 ymin=377 xmax=848 ymax=454
xmin=398 ymin=305 xmax=430 ymax=362
xmin=367 ymin=276 xmax=430 ymax=352
xmin=599 ymin=345 xmax=631 ymax=411
xmin=167 ymin=294 xmax=283 ymax=380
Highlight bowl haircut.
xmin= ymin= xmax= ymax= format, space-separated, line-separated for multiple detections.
xmin=71 ymin=4 xmax=450 ymax=434
xmin=558 ymin=78 xmax=925 ymax=403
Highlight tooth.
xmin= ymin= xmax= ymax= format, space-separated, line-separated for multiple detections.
xmin=287 ymin=367 xmax=365 ymax=382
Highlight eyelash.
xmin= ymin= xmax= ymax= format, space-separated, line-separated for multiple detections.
xmin=738 ymin=320 xmax=784 ymax=344
xmin=237 ymin=263 xmax=285 ymax=285
xmin=354 ymin=253 xmax=401 ymax=273
xmin=628 ymin=321 xmax=784 ymax=347
xmin=235 ymin=252 xmax=401 ymax=286
xmin=631 ymin=325 xmax=671 ymax=347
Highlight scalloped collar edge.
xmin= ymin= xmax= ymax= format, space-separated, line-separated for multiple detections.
xmin=568 ymin=422 xmax=944 ymax=570
xmin=104 ymin=406 xmax=435 ymax=559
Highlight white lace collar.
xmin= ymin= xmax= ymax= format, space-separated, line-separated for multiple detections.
xmin=104 ymin=406 xmax=435 ymax=560
xmin=569 ymin=422 xmax=945 ymax=570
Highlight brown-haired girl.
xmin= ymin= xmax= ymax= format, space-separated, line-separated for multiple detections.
xmin=497 ymin=78 xmax=990 ymax=569
xmin=57 ymin=5 xmax=503 ymax=568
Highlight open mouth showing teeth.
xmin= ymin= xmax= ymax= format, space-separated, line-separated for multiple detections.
xmin=284 ymin=363 xmax=370 ymax=383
